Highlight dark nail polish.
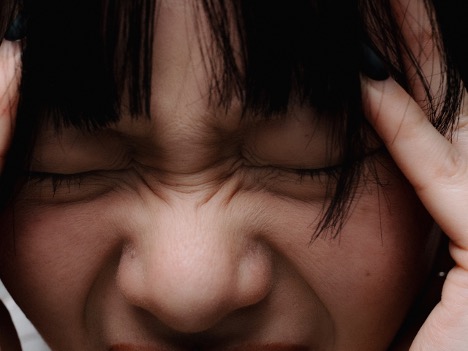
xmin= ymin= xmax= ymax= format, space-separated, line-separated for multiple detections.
xmin=361 ymin=42 xmax=389 ymax=81
xmin=4 ymin=12 xmax=28 ymax=41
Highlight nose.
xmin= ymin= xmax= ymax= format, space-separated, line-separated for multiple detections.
xmin=116 ymin=197 xmax=273 ymax=333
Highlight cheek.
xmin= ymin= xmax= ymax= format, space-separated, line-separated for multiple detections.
xmin=0 ymin=161 xmax=438 ymax=348
xmin=278 ymin=165 xmax=438 ymax=347
xmin=337 ymin=184 xmax=434 ymax=313
xmin=0 ymin=204 xmax=121 ymax=343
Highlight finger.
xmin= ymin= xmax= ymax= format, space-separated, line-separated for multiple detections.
xmin=362 ymin=76 xmax=468 ymax=350
xmin=362 ymin=76 xmax=468 ymax=253
xmin=0 ymin=39 xmax=21 ymax=172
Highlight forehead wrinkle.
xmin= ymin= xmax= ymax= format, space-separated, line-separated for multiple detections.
xmin=96 ymin=88 xmax=326 ymax=168
xmin=105 ymin=102 xmax=322 ymax=161
xmin=100 ymin=110 xmax=242 ymax=174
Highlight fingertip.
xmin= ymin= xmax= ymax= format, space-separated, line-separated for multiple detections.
xmin=360 ymin=42 xmax=390 ymax=81
xmin=0 ymin=39 xmax=22 ymax=93
xmin=361 ymin=75 xmax=410 ymax=124
xmin=360 ymin=75 xmax=389 ymax=127
xmin=0 ymin=39 xmax=21 ymax=131
xmin=0 ymin=39 xmax=21 ymax=63
xmin=360 ymin=75 xmax=430 ymax=151
xmin=361 ymin=74 xmax=399 ymax=95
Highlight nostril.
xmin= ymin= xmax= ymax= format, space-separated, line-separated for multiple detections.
xmin=235 ymin=242 xmax=273 ymax=308
xmin=116 ymin=237 xmax=273 ymax=334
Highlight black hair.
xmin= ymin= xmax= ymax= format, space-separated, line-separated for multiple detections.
xmin=431 ymin=0 xmax=468 ymax=101
xmin=0 ymin=0 xmax=16 ymax=39
xmin=0 ymin=0 xmax=464 ymax=237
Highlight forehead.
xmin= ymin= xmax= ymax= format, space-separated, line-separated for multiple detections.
xmin=75 ymin=3 xmax=328 ymax=148
xmin=32 ymin=96 xmax=337 ymax=181
xmin=22 ymin=0 xmax=437 ymax=174
xmin=21 ymin=0 xmax=372 ymax=136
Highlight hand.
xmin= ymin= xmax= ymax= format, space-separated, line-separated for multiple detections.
xmin=0 ymin=39 xmax=20 ymax=170
xmin=363 ymin=76 xmax=468 ymax=350
xmin=0 ymin=38 xmax=22 ymax=351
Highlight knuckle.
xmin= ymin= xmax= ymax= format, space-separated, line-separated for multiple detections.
xmin=433 ymin=149 xmax=468 ymax=186
xmin=414 ymin=148 xmax=468 ymax=193
xmin=436 ymin=149 xmax=468 ymax=181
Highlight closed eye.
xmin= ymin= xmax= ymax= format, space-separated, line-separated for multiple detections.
xmin=24 ymin=170 xmax=107 ymax=194
xmin=284 ymin=164 xmax=343 ymax=180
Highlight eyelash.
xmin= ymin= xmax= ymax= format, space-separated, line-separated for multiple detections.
xmin=24 ymin=171 xmax=89 ymax=193
xmin=277 ymin=164 xmax=343 ymax=181
xmin=24 ymin=163 xmax=342 ymax=191
xmin=265 ymin=146 xmax=386 ymax=181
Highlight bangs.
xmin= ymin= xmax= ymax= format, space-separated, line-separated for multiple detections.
xmin=3 ymin=0 xmax=461 ymax=235
xmin=19 ymin=0 xmax=155 ymax=130
xmin=18 ymin=0 xmax=367 ymax=130
xmin=195 ymin=0 xmax=362 ymax=116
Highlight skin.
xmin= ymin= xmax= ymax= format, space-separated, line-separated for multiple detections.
xmin=363 ymin=77 xmax=468 ymax=351
xmin=1 ymin=1 xmax=467 ymax=350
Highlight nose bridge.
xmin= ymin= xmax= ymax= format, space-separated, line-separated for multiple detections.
xmin=155 ymin=203 xmax=237 ymax=297
xmin=117 ymin=192 xmax=273 ymax=333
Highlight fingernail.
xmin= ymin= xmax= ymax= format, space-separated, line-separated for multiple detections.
xmin=361 ymin=42 xmax=389 ymax=81
xmin=4 ymin=12 xmax=28 ymax=41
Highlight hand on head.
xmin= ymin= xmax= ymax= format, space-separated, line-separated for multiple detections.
xmin=362 ymin=72 xmax=468 ymax=351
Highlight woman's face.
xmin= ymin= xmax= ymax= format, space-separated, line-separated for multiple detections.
xmin=0 ymin=1 xmax=440 ymax=350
